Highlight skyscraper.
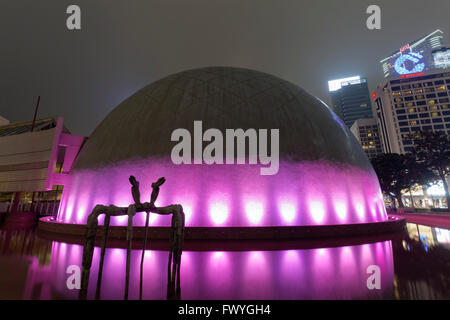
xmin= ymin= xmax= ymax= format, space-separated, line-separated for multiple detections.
xmin=375 ymin=29 xmax=450 ymax=154
xmin=350 ymin=118 xmax=383 ymax=159
xmin=374 ymin=68 xmax=450 ymax=154
xmin=328 ymin=76 xmax=374 ymax=128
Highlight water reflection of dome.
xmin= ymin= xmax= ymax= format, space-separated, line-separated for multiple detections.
xmin=59 ymin=67 xmax=387 ymax=227
xmin=47 ymin=241 xmax=395 ymax=299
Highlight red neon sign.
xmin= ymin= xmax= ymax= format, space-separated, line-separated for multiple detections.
xmin=372 ymin=92 xmax=376 ymax=100
xmin=400 ymin=44 xmax=410 ymax=53
xmin=400 ymin=72 xmax=424 ymax=78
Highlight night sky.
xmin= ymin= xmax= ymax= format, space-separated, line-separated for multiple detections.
xmin=1 ymin=0 xmax=450 ymax=136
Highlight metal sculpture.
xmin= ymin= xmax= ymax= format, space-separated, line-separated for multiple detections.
xmin=79 ymin=176 xmax=185 ymax=300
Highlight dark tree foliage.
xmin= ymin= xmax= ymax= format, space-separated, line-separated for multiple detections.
xmin=371 ymin=153 xmax=435 ymax=208
xmin=371 ymin=153 xmax=414 ymax=208
xmin=408 ymin=131 xmax=450 ymax=208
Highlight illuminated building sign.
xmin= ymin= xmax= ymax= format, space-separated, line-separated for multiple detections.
xmin=400 ymin=44 xmax=410 ymax=53
xmin=400 ymin=72 xmax=424 ymax=79
xmin=433 ymin=48 xmax=450 ymax=69
xmin=328 ymin=76 xmax=361 ymax=92
xmin=394 ymin=52 xmax=425 ymax=75
xmin=379 ymin=29 xmax=444 ymax=78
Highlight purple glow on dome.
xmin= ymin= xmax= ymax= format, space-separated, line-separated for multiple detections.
xmin=209 ymin=201 xmax=229 ymax=225
xmin=279 ymin=200 xmax=297 ymax=224
xmin=58 ymin=159 xmax=387 ymax=227
xmin=245 ymin=201 xmax=264 ymax=225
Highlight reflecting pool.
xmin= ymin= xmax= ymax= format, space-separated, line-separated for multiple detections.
xmin=0 ymin=222 xmax=449 ymax=299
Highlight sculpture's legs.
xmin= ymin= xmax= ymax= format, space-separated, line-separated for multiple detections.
xmin=95 ymin=214 xmax=110 ymax=300
xmin=124 ymin=205 xmax=135 ymax=300
xmin=79 ymin=206 xmax=102 ymax=300
xmin=139 ymin=211 xmax=150 ymax=300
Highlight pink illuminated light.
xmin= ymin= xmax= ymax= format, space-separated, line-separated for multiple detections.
xmin=209 ymin=202 xmax=229 ymax=225
xmin=309 ymin=200 xmax=325 ymax=224
xmin=59 ymin=159 xmax=388 ymax=227
xmin=334 ymin=200 xmax=348 ymax=222
xmin=279 ymin=202 xmax=297 ymax=224
xmin=355 ymin=201 xmax=366 ymax=220
xmin=245 ymin=201 xmax=264 ymax=225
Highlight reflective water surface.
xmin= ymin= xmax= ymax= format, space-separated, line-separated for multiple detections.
xmin=0 ymin=223 xmax=449 ymax=300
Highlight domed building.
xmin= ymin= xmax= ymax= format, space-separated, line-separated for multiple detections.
xmin=57 ymin=67 xmax=387 ymax=229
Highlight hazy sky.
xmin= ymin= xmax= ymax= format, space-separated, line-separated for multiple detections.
xmin=1 ymin=0 xmax=450 ymax=136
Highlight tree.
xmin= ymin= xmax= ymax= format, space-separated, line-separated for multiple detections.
xmin=409 ymin=131 xmax=450 ymax=209
xmin=402 ymin=155 xmax=438 ymax=208
xmin=371 ymin=153 xmax=415 ymax=208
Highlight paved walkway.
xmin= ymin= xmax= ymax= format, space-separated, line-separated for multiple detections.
xmin=389 ymin=212 xmax=450 ymax=229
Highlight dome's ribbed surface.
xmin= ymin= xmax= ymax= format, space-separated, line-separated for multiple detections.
xmin=73 ymin=66 xmax=370 ymax=171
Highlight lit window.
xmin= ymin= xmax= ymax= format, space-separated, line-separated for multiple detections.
xmin=393 ymin=92 xmax=401 ymax=96
xmin=431 ymin=112 xmax=439 ymax=117
xmin=414 ymin=89 xmax=423 ymax=94
xmin=410 ymin=120 xmax=418 ymax=125
xmin=406 ymin=102 xmax=414 ymax=107
xmin=437 ymin=85 xmax=446 ymax=91
xmin=408 ymin=108 xmax=415 ymax=113
xmin=368 ymin=133 xmax=372 ymax=137
xmin=430 ymin=105 xmax=438 ymax=111
xmin=428 ymin=100 xmax=436 ymax=105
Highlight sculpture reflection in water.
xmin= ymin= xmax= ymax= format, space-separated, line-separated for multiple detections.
xmin=166 ymin=248 xmax=182 ymax=300
xmin=79 ymin=176 xmax=185 ymax=300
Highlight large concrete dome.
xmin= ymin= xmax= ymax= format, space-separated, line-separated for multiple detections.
xmin=59 ymin=67 xmax=387 ymax=228
xmin=74 ymin=66 xmax=369 ymax=171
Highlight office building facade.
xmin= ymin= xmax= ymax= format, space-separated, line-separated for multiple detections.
xmin=328 ymin=76 xmax=374 ymax=128
xmin=374 ymin=69 xmax=450 ymax=154
xmin=350 ymin=118 xmax=383 ymax=159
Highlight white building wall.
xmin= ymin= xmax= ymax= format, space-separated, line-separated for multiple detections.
xmin=0 ymin=116 xmax=9 ymax=126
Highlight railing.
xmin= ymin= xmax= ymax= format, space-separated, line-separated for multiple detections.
xmin=0 ymin=201 xmax=60 ymax=218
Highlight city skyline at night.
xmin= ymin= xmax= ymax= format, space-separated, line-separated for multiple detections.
xmin=1 ymin=0 xmax=449 ymax=306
